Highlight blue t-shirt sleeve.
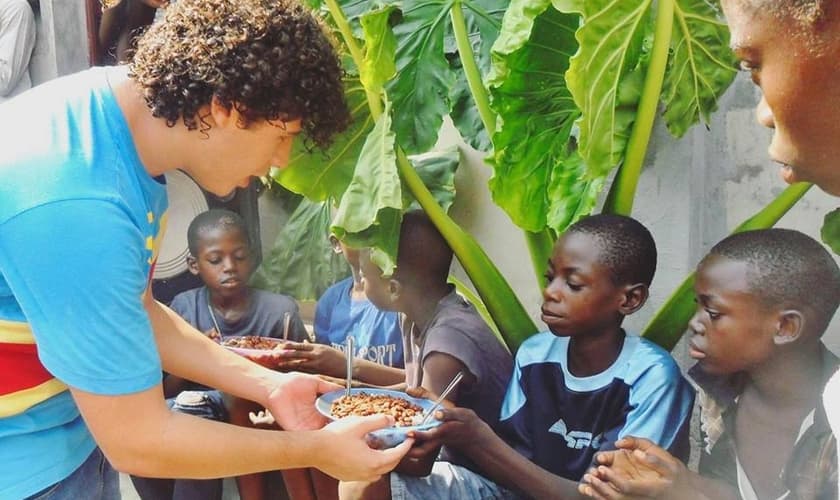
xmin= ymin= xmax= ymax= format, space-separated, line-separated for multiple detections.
xmin=0 ymin=200 xmax=162 ymax=394
xmin=608 ymin=361 xmax=695 ymax=461
xmin=314 ymin=281 xmax=342 ymax=344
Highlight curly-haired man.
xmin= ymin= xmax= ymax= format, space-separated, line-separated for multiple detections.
xmin=0 ymin=1 xmax=408 ymax=499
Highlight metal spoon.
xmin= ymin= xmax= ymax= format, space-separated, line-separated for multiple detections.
xmin=344 ymin=336 xmax=354 ymax=398
xmin=418 ymin=371 xmax=464 ymax=425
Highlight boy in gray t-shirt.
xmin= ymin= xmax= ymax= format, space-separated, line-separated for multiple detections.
xmin=356 ymin=210 xmax=513 ymax=481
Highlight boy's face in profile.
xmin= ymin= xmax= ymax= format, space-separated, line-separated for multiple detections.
xmin=688 ymin=255 xmax=776 ymax=376
xmin=189 ymin=226 xmax=253 ymax=299
xmin=541 ymin=232 xmax=626 ymax=337
xmin=358 ymin=250 xmax=397 ymax=311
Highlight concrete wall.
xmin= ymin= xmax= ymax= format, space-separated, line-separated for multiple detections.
xmin=28 ymin=0 xmax=90 ymax=85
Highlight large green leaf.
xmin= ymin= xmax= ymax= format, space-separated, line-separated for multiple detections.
xmin=272 ymin=78 xmax=373 ymax=201
xmin=487 ymin=1 xmax=597 ymax=233
xmin=251 ymin=198 xmax=350 ymax=301
xmin=822 ymin=208 xmax=840 ymax=255
xmin=331 ymin=101 xmax=403 ymax=275
xmin=387 ymin=0 xmax=457 ymax=154
xmin=661 ymin=0 xmax=737 ymax=137
xmin=448 ymin=0 xmax=507 ymax=150
xmin=404 ymin=147 xmax=461 ymax=212
xmin=360 ymin=6 xmax=398 ymax=95
xmin=558 ymin=0 xmax=650 ymax=178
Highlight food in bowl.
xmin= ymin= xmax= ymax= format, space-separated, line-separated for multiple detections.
xmin=221 ymin=336 xmax=279 ymax=350
xmin=330 ymin=392 xmax=424 ymax=427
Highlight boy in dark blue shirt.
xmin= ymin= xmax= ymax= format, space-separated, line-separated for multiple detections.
xmin=342 ymin=214 xmax=694 ymax=500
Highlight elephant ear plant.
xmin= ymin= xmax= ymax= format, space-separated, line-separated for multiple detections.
xmin=266 ymin=0 xmax=816 ymax=352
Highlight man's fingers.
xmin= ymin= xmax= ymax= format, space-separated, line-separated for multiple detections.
xmin=404 ymin=438 xmax=441 ymax=458
xmin=594 ymin=451 xmax=617 ymax=467
xmin=375 ymin=438 xmax=414 ymax=473
xmin=316 ymin=377 xmax=343 ymax=395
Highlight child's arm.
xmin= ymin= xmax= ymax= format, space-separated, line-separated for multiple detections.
xmin=580 ymin=437 xmax=739 ymax=500
xmin=395 ymin=352 xmax=471 ymax=477
xmin=410 ymin=406 xmax=586 ymax=499
xmin=272 ymin=341 xmax=406 ymax=386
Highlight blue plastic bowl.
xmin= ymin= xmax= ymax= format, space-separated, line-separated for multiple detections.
xmin=316 ymin=388 xmax=442 ymax=449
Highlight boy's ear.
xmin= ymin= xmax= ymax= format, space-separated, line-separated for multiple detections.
xmin=388 ymin=278 xmax=402 ymax=303
xmin=186 ymin=255 xmax=199 ymax=276
xmin=329 ymin=235 xmax=342 ymax=255
xmin=773 ymin=310 xmax=805 ymax=346
xmin=618 ymin=283 xmax=649 ymax=315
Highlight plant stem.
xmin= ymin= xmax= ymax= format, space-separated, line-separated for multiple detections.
xmin=450 ymin=0 xmax=496 ymax=134
xmin=603 ymin=0 xmax=674 ymax=215
xmin=524 ymin=229 xmax=555 ymax=289
xmin=643 ymin=183 xmax=812 ymax=350
xmin=323 ymin=0 xmax=383 ymax=117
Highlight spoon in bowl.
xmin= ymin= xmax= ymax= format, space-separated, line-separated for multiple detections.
xmin=418 ymin=371 xmax=464 ymax=425
xmin=344 ymin=336 xmax=354 ymax=398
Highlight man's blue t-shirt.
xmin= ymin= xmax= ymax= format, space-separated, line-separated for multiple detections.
xmin=314 ymin=277 xmax=403 ymax=368
xmin=498 ymin=332 xmax=695 ymax=481
xmin=0 ymin=67 xmax=167 ymax=498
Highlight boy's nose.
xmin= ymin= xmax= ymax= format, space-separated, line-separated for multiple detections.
xmin=542 ymin=280 xmax=562 ymax=301
xmin=756 ymin=94 xmax=775 ymax=129
xmin=688 ymin=312 xmax=704 ymax=335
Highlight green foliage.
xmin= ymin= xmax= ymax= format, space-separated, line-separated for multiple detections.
xmin=821 ymin=208 xmax=840 ymax=255
xmin=271 ymin=77 xmax=373 ymax=201
xmin=487 ymin=1 xmax=600 ymax=233
xmin=662 ymin=0 xmax=737 ymax=136
xmin=251 ymin=198 xmax=349 ymax=301
xmin=387 ymin=0 xmax=457 ymax=154
xmin=557 ymin=0 xmax=649 ymax=178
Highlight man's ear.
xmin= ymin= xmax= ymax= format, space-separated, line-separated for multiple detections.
xmin=186 ymin=255 xmax=199 ymax=276
xmin=208 ymin=95 xmax=237 ymax=129
xmin=329 ymin=235 xmax=342 ymax=255
xmin=774 ymin=310 xmax=804 ymax=346
xmin=619 ymin=283 xmax=649 ymax=315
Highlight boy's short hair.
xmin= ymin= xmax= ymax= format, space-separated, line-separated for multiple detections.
xmin=129 ymin=0 xmax=349 ymax=149
xmin=394 ymin=210 xmax=453 ymax=288
xmin=707 ymin=228 xmax=840 ymax=334
xmin=566 ymin=214 xmax=657 ymax=286
xmin=187 ymin=209 xmax=250 ymax=255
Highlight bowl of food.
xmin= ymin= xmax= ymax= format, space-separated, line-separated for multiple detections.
xmin=316 ymin=388 xmax=442 ymax=448
xmin=221 ymin=336 xmax=285 ymax=358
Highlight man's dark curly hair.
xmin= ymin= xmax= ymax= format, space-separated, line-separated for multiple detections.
xmin=128 ymin=0 xmax=350 ymax=149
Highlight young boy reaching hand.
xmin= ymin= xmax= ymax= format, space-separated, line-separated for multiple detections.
xmin=343 ymin=214 xmax=695 ymax=500
xmin=580 ymin=228 xmax=840 ymax=500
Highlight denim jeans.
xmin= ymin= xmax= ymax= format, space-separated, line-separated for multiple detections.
xmin=129 ymin=390 xmax=227 ymax=500
xmin=25 ymin=448 xmax=118 ymax=500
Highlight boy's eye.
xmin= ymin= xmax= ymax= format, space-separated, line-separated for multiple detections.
xmin=207 ymin=258 xmax=222 ymax=265
xmin=705 ymin=309 xmax=721 ymax=321
xmin=566 ymin=281 xmax=583 ymax=291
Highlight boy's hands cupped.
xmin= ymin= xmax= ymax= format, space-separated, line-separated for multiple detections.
xmin=271 ymin=341 xmax=347 ymax=377
xmin=578 ymin=437 xmax=682 ymax=500
xmin=316 ymin=415 xmax=414 ymax=481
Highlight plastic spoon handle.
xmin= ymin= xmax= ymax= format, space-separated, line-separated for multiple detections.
xmin=420 ymin=371 xmax=464 ymax=425
xmin=344 ymin=336 xmax=354 ymax=398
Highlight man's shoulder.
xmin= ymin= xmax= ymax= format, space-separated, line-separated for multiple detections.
xmin=624 ymin=335 xmax=683 ymax=379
